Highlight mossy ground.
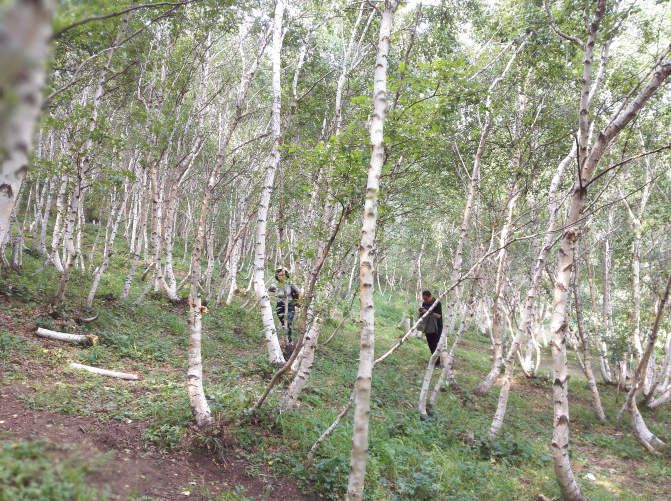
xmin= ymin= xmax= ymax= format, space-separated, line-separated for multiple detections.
xmin=1 ymin=246 xmax=669 ymax=500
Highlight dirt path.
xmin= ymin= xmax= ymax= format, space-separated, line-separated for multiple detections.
xmin=0 ymin=383 xmax=313 ymax=500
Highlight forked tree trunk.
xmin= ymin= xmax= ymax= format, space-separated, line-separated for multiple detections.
xmin=572 ymin=248 xmax=606 ymax=422
xmin=547 ymin=43 xmax=670 ymax=501
xmin=87 ymin=188 xmax=130 ymax=306
xmin=623 ymin=273 xmax=671 ymax=452
xmin=346 ymin=2 xmax=397 ymax=499
xmin=488 ymin=143 xmax=574 ymax=438
xmin=474 ymin=176 xmax=519 ymax=395
xmin=280 ymin=313 xmax=322 ymax=409
xmin=647 ymin=331 xmax=671 ymax=409
xmin=0 ymin=0 xmax=54 ymax=247
xmin=50 ymin=175 xmax=68 ymax=272
xmin=55 ymin=177 xmax=81 ymax=304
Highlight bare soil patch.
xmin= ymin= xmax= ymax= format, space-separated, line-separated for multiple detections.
xmin=0 ymin=384 xmax=314 ymax=500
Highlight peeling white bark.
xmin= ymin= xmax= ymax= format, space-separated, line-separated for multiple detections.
xmin=253 ymin=0 xmax=287 ymax=366
xmin=0 ymin=0 xmax=54 ymax=246
xmin=346 ymin=3 xmax=397 ymax=499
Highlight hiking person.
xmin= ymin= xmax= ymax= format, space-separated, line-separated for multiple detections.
xmin=418 ymin=290 xmax=442 ymax=355
xmin=268 ymin=267 xmax=301 ymax=349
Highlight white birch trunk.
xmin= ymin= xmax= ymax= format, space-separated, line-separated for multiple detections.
xmin=55 ymin=177 xmax=81 ymax=304
xmin=474 ymin=177 xmax=519 ymax=395
xmin=572 ymin=249 xmax=606 ymax=422
xmin=623 ymin=274 xmax=670 ymax=451
xmin=86 ymin=188 xmax=130 ymax=307
xmin=38 ymin=176 xmax=53 ymax=255
xmin=346 ymin=2 xmax=397 ymax=499
xmin=0 ymin=0 xmax=53 ymax=247
xmin=187 ymin=296 xmax=213 ymax=427
xmin=418 ymin=38 xmax=527 ymax=415
xmin=488 ymin=143 xmax=574 ymax=437
xmin=70 ymin=363 xmax=138 ymax=381
xmin=280 ymin=314 xmax=322 ymax=410
xmin=36 ymin=327 xmax=96 ymax=346
xmin=122 ymin=171 xmax=148 ymax=300
xmin=253 ymin=0 xmax=286 ymax=366
xmin=50 ymin=175 xmax=68 ymax=272
xmin=547 ymin=35 xmax=670 ymax=500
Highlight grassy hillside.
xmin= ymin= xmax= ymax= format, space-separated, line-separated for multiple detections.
xmin=1 ymin=251 xmax=670 ymax=500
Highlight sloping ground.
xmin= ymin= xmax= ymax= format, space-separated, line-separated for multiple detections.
xmin=0 ymin=294 xmax=314 ymax=501
xmin=0 ymin=385 xmax=312 ymax=501
xmin=1 ymin=258 xmax=670 ymax=500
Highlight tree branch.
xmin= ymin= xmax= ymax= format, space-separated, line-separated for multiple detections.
xmin=52 ymin=0 xmax=202 ymax=39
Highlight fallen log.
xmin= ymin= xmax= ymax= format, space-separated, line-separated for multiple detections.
xmin=69 ymin=362 xmax=139 ymax=381
xmin=36 ymin=327 xmax=98 ymax=346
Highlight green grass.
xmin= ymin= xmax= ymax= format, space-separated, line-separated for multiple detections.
xmin=1 ymin=248 xmax=670 ymax=500
xmin=0 ymin=440 xmax=107 ymax=500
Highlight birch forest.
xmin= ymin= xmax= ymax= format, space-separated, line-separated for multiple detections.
xmin=2 ymin=0 xmax=671 ymax=499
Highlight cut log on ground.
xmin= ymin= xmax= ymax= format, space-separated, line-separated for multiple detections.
xmin=70 ymin=362 xmax=139 ymax=380
xmin=36 ymin=327 xmax=98 ymax=346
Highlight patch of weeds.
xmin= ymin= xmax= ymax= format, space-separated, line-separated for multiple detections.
xmin=0 ymin=281 xmax=33 ymax=302
xmin=213 ymin=486 xmax=254 ymax=501
xmin=81 ymin=345 xmax=109 ymax=365
xmin=139 ymin=383 xmax=191 ymax=448
xmin=143 ymin=423 xmax=185 ymax=449
xmin=287 ymin=453 xmax=348 ymax=501
xmin=392 ymin=458 xmax=440 ymax=500
xmin=0 ymin=330 xmax=27 ymax=358
xmin=583 ymin=432 xmax=645 ymax=460
xmin=478 ymin=435 xmax=548 ymax=467
xmin=0 ymin=440 xmax=107 ymax=500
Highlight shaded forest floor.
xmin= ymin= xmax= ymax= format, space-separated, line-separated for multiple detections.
xmin=1 ymin=249 xmax=670 ymax=500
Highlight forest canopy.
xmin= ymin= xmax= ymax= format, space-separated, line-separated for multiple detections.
xmin=1 ymin=0 xmax=671 ymax=499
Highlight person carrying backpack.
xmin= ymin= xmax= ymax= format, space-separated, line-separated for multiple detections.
xmin=268 ymin=267 xmax=301 ymax=348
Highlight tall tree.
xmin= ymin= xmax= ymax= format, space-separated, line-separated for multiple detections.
xmin=252 ymin=0 xmax=287 ymax=367
xmin=346 ymin=1 xmax=398 ymax=499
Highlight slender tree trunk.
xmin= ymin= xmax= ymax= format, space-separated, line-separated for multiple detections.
xmin=647 ymin=330 xmax=671 ymax=409
xmin=280 ymin=313 xmax=322 ymax=409
xmin=623 ymin=274 xmax=671 ymax=451
xmin=87 ymin=188 xmax=130 ymax=307
xmin=488 ymin=144 xmax=573 ymax=437
xmin=585 ymin=246 xmax=613 ymax=383
xmin=619 ymin=157 xmax=653 ymax=389
xmin=418 ymin=38 xmax=527 ymax=416
xmin=474 ymin=176 xmax=519 ymax=395
xmin=122 ymin=170 xmax=148 ymax=300
xmin=183 ymin=22 xmax=270 ymax=424
xmin=252 ymin=0 xmax=287 ymax=366
xmin=572 ymin=247 xmax=606 ymax=422
xmin=346 ymin=3 xmax=397 ymax=499
xmin=55 ymin=177 xmax=81 ymax=304
xmin=38 ymin=176 xmax=53 ymax=255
